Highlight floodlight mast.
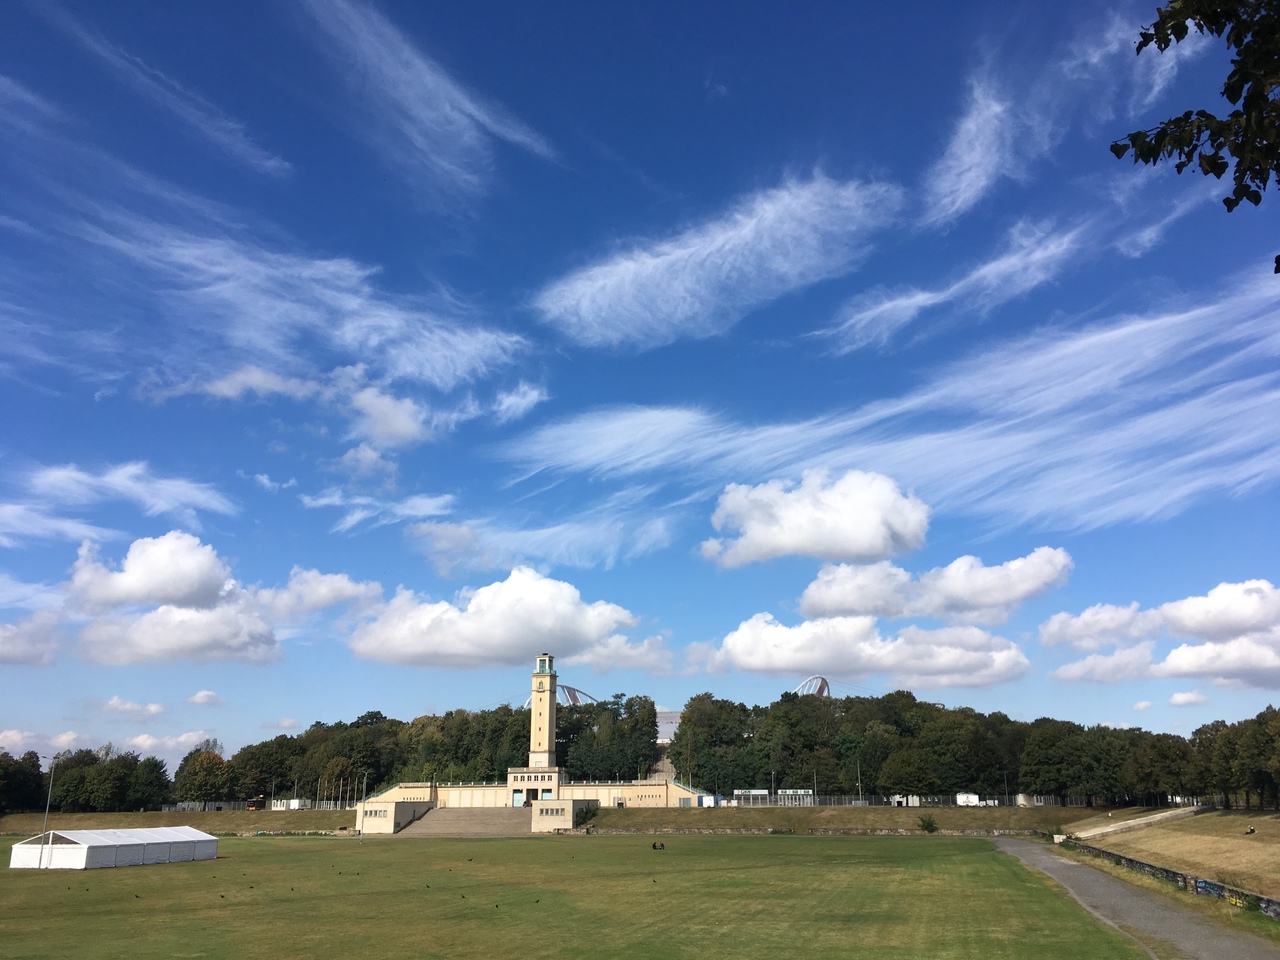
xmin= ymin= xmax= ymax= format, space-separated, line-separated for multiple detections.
xmin=39 ymin=755 xmax=57 ymax=869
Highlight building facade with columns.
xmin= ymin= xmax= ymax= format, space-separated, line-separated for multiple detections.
xmin=356 ymin=653 xmax=703 ymax=834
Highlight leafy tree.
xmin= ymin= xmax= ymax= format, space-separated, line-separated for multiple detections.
xmin=1019 ymin=719 xmax=1085 ymax=802
xmin=0 ymin=751 xmax=43 ymax=814
xmin=1110 ymin=0 xmax=1280 ymax=270
xmin=877 ymin=747 xmax=941 ymax=796
xmin=175 ymin=751 xmax=233 ymax=802
xmin=127 ymin=757 xmax=171 ymax=810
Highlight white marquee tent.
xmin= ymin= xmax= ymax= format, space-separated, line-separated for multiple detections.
xmin=9 ymin=826 xmax=218 ymax=870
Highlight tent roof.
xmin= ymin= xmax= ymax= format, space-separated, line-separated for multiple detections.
xmin=16 ymin=826 xmax=217 ymax=846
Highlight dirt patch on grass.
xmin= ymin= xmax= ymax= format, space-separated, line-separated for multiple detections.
xmin=1102 ymin=811 xmax=1280 ymax=898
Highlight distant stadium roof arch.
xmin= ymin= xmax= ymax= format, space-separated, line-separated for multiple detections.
xmin=521 ymin=684 xmax=599 ymax=708
xmin=792 ymin=675 xmax=831 ymax=697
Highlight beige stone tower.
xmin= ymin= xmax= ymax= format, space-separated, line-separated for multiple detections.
xmin=528 ymin=653 xmax=557 ymax=768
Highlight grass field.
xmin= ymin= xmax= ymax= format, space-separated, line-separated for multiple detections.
xmin=0 ymin=810 xmax=357 ymax=837
xmin=0 ymin=835 xmax=1148 ymax=960
xmin=0 ymin=804 xmax=1100 ymax=839
xmin=1100 ymin=809 xmax=1280 ymax=897
xmin=590 ymin=804 xmax=1099 ymax=834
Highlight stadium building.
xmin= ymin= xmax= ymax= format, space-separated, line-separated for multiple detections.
xmin=355 ymin=654 xmax=703 ymax=834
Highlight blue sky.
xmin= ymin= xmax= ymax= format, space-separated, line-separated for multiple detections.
xmin=3 ymin=1 xmax=1279 ymax=769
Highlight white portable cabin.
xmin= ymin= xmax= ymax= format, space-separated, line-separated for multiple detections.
xmin=9 ymin=826 xmax=218 ymax=870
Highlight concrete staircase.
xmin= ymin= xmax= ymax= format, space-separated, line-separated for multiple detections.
xmin=1072 ymin=806 xmax=1204 ymax=842
xmin=395 ymin=807 xmax=533 ymax=838
xmin=650 ymin=743 xmax=676 ymax=781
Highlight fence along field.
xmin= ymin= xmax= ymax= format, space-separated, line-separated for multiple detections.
xmin=0 ymin=834 xmax=1150 ymax=960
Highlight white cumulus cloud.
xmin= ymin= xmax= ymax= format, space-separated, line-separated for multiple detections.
xmin=79 ymin=601 xmax=277 ymax=665
xmin=186 ymin=689 xmax=223 ymax=705
xmin=348 ymin=386 xmax=429 ymax=447
xmin=701 ymin=469 xmax=929 ymax=568
xmin=0 ymin=610 xmax=62 ymax=665
xmin=1048 ymin=579 xmax=1280 ymax=686
xmin=348 ymin=566 xmax=636 ymax=668
xmin=70 ymin=531 xmax=230 ymax=612
xmin=800 ymin=547 xmax=1071 ymax=624
xmin=102 ymin=695 xmax=165 ymax=718
xmin=709 ymin=613 xmax=1027 ymax=688
xmin=1170 ymin=690 xmax=1208 ymax=707
xmin=257 ymin=567 xmax=381 ymax=622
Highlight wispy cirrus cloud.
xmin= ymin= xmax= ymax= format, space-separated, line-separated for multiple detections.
xmin=922 ymin=80 xmax=1015 ymax=225
xmin=408 ymin=486 xmax=672 ymax=575
xmin=534 ymin=175 xmax=903 ymax=350
xmin=0 ymin=79 xmax=523 ymax=400
xmin=0 ymin=503 xmax=113 ymax=548
xmin=299 ymin=0 xmax=553 ymax=203
xmin=80 ymin=214 xmax=524 ymax=391
xmin=32 ymin=462 xmax=235 ymax=530
xmin=300 ymin=486 xmax=454 ymax=533
xmin=824 ymin=221 xmax=1087 ymax=350
xmin=507 ymin=271 xmax=1280 ymax=531
xmin=41 ymin=6 xmax=289 ymax=175
xmin=493 ymin=382 xmax=548 ymax=424
xmin=920 ymin=13 xmax=1210 ymax=224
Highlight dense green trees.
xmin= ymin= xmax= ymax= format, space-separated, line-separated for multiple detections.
xmin=0 ymin=750 xmax=44 ymax=813
xmin=669 ymin=691 xmax=1280 ymax=810
xmin=17 ymin=746 xmax=173 ymax=813
xmin=11 ymin=688 xmax=1280 ymax=814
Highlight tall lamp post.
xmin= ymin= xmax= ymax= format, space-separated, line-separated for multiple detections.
xmin=39 ymin=755 xmax=58 ymax=870
xmin=358 ymin=770 xmax=369 ymax=845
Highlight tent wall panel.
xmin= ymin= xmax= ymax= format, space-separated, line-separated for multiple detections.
xmin=115 ymin=844 xmax=144 ymax=866
xmin=50 ymin=846 xmax=87 ymax=870
xmin=143 ymin=843 xmax=170 ymax=864
xmin=85 ymin=846 xmax=118 ymax=869
xmin=192 ymin=840 xmax=217 ymax=860
xmin=167 ymin=841 xmax=194 ymax=862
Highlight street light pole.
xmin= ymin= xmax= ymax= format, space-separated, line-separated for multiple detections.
xmin=40 ymin=755 xmax=58 ymax=870
xmin=359 ymin=770 xmax=368 ymax=845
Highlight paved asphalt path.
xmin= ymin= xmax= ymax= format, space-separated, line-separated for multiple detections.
xmin=995 ymin=838 xmax=1280 ymax=960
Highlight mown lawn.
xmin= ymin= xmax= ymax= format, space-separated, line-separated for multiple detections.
xmin=0 ymin=835 xmax=1147 ymax=960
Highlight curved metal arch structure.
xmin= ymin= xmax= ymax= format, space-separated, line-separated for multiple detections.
xmin=792 ymin=675 xmax=831 ymax=697
xmin=522 ymin=684 xmax=600 ymax=709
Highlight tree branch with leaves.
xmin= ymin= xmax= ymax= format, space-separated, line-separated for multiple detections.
xmin=1110 ymin=1 xmax=1280 ymax=270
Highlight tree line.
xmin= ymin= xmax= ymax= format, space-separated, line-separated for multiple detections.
xmin=4 ymin=688 xmax=1276 ymax=813
xmin=0 ymin=694 xmax=660 ymax=812
xmin=669 ymin=690 xmax=1280 ymax=809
